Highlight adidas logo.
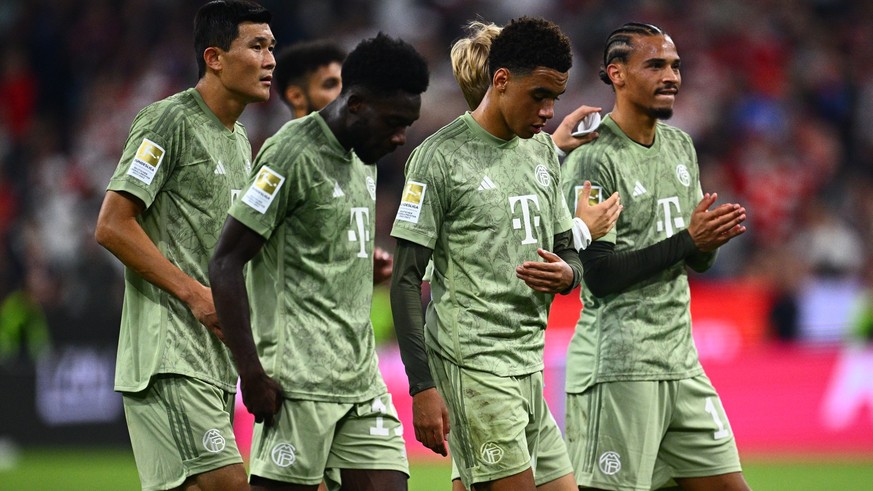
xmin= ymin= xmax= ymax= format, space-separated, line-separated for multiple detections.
xmin=332 ymin=181 xmax=345 ymax=198
xmin=477 ymin=176 xmax=497 ymax=191
xmin=214 ymin=160 xmax=226 ymax=175
xmin=631 ymin=181 xmax=647 ymax=197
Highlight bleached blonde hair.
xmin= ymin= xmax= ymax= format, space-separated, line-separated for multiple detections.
xmin=450 ymin=21 xmax=502 ymax=110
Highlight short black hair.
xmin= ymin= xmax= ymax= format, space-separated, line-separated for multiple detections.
xmin=599 ymin=22 xmax=666 ymax=85
xmin=273 ymin=40 xmax=346 ymax=97
xmin=340 ymin=33 xmax=429 ymax=97
xmin=488 ymin=16 xmax=572 ymax=80
xmin=194 ymin=0 xmax=272 ymax=79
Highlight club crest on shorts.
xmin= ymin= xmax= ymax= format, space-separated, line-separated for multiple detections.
xmin=599 ymin=451 xmax=621 ymax=475
xmin=676 ymin=164 xmax=691 ymax=187
xmin=479 ymin=442 xmax=504 ymax=465
xmin=202 ymin=429 xmax=226 ymax=453
xmin=535 ymin=165 xmax=551 ymax=188
xmin=271 ymin=442 xmax=298 ymax=467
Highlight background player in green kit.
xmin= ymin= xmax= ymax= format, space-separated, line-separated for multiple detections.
xmin=561 ymin=23 xmax=751 ymax=491
xmin=208 ymin=33 xmax=429 ymax=490
xmin=391 ymin=17 xmax=582 ymax=491
xmin=93 ymin=1 xmax=275 ymax=490
xmin=273 ymin=39 xmax=345 ymax=121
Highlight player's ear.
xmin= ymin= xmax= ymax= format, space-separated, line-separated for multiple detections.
xmin=284 ymin=85 xmax=307 ymax=112
xmin=493 ymin=68 xmax=510 ymax=94
xmin=203 ymin=47 xmax=222 ymax=74
xmin=346 ymin=90 xmax=364 ymax=114
xmin=607 ymin=64 xmax=624 ymax=87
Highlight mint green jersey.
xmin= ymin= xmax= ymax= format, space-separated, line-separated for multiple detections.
xmin=391 ymin=113 xmax=574 ymax=377
xmin=228 ymin=112 xmax=385 ymax=403
xmin=562 ymin=115 xmax=705 ymax=393
xmin=108 ymin=88 xmax=253 ymax=393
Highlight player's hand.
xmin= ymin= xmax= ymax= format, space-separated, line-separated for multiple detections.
xmin=412 ymin=388 xmax=450 ymax=456
xmin=240 ymin=370 xmax=283 ymax=427
xmin=551 ymin=104 xmax=602 ymax=154
xmin=516 ymin=249 xmax=574 ymax=293
xmin=687 ymin=193 xmax=747 ymax=253
xmin=373 ymin=246 xmax=393 ymax=284
xmin=188 ymin=283 xmax=225 ymax=343
xmin=575 ymin=181 xmax=622 ymax=240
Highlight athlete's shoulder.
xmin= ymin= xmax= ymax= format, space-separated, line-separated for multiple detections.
xmin=656 ymin=121 xmax=693 ymax=145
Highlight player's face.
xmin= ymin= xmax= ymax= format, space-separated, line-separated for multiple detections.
xmin=621 ymin=34 xmax=681 ymax=120
xmin=350 ymin=92 xmax=421 ymax=164
xmin=498 ymin=67 xmax=568 ymax=139
xmin=220 ymin=22 xmax=276 ymax=103
xmin=304 ymin=61 xmax=342 ymax=112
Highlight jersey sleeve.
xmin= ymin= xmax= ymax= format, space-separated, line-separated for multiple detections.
xmin=390 ymin=144 xmax=447 ymax=249
xmin=228 ymin=138 xmax=304 ymax=239
xmin=107 ymin=105 xmax=180 ymax=208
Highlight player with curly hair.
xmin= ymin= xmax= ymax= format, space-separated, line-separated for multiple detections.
xmin=209 ymin=33 xmax=429 ymax=490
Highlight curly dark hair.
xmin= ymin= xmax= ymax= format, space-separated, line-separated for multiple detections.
xmin=488 ymin=16 xmax=572 ymax=79
xmin=599 ymin=22 xmax=666 ymax=85
xmin=340 ymin=33 xmax=429 ymax=96
xmin=194 ymin=0 xmax=272 ymax=79
xmin=273 ymin=40 xmax=346 ymax=97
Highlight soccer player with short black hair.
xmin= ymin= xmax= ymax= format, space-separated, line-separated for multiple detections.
xmin=561 ymin=22 xmax=750 ymax=491
xmin=208 ymin=32 xmax=429 ymax=490
xmin=273 ymin=39 xmax=346 ymax=119
xmin=391 ymin=17 xmax=582 ymax=491
xmin=94 ymin=1 xmax=275 ymax=489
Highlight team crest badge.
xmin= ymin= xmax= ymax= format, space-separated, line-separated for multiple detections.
xmin=534 ymin=165 xmax=551 ymax=188
xmin=271 ymin=443 xmax=297 ymax=467
xmin=599 ymin=451 xmax=621 ymax=475
xmin=676 ymin=164 xmax=691 ymax=187
xmin=202 ymin=429 xmax=226 ymax=453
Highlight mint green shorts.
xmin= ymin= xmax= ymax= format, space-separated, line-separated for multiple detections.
xmin=566 ymin=374 xmax=742 ymax=490
xmin=248 ymin=392 xmax=409 ymax=485
xmin=122 ymin=375 xmax=242 ymax=491
xmin=430 ymin=351 xmax=572 ymax=489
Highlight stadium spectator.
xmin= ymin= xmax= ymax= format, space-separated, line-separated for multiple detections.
xmin=209 ymin=33 xmax=429 ymax=490
xmin=561 ymin=22 xmax=750 ymax=490
xmin=93 ymin=1 xmax=275 ymax=489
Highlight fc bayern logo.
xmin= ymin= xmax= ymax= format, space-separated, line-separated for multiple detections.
xmin=676 ymin=164 xmax=691 ymax=187
xmin=599 ymin=451 xmax=622 ymax=475
xmin=534 ymin=165 xmax=551 ymax=188
xmin=480 ymin=442 xmax=504 ymax=465
xmin=202 ymin=429 xmax=226 ymax=453
xmin=271 ymin=443 xmax=297 ymax=468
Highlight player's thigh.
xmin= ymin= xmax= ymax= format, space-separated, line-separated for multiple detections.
xmin=249 ymin=399 xmax=347 ymax=486
xmin=327 ymin=391 xmax=409 ymax=486
xmin=526 ymin=371 xmax=573 ymax=488
xmin=429 ymin=352 xmax=535 ymax=490
xmin=655 ymin=375 xmax=743 ymax=485
xmin=123 ymin=375 xmax=242 ymax=491
xmin=673 ymin=472 xmax=750 ymax=491
xmin=565 ymin=381 xmax=670 ymax=491
xmin=181 ymin=463 xmax=248 ymax=491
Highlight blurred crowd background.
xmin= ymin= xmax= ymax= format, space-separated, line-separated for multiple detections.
xmin=2 ymin=0 xmax=873 ymax=370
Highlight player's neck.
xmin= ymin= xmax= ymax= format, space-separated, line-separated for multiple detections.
xmin=195 ymin=79 xmax=246 ymax=131
xmin=471 ymin=90 xmax=514 ymax=141
xmin=610 ymin=106 xmax=657 ymax=147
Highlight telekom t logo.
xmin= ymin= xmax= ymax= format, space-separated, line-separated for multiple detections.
xmin=348 ymin=207 xmax=370 ymax=258
xmin=656 ymin=196 xmax=685 ymax=237
xmin=509 ymin=195 xmax=541 ymax=245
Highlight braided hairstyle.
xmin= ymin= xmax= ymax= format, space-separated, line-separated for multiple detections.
xmin=598 ymin=22 xmax=665 ymax=85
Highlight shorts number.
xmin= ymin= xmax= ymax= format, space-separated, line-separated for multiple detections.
xmin=369 ymin=397 xmax=403 ymax=437
xmin=704 ymin=397 xmax=730 ymax=440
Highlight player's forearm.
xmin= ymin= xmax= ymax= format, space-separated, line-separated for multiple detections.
xmin=581 ymin=230 xmax=698 ymax=297
xmin=685 ymin=249 xmax=718 ymax=272
xmin=208 ymin=252 xmax=262 ymax=376
xmin=95 ymin=200 xmax=203 ymax=305
xmin=390 ymin=240 xmax=435 ymax=396
xmin=553 ymin=229 xmax=583 ymax=293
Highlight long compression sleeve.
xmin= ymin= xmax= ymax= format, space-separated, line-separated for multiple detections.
xmin=580 ymin=229 xmax=702 ymax=297
xmin=389 ymin=239 xmax=435 ymax=396
xmin=553 ymin=229 xmax=583 ymax=294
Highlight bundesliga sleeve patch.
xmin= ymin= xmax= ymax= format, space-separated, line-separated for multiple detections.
xmin=127 ymin=139 xmax=165 ymax=185
xmin=241 ymin=165 xmax=285 ymax=214
xmin=573 ymin=184 xmax=602 ymax=213
xmin=395 ymin=180 xmax=427 ymax=223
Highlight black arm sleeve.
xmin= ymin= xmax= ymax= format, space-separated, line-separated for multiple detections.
xmin=553 ymin=229 xmax=583 ymax=294
xmin=685 ymin=249 xmax=718 ymax=273
xmin=389 ymin=239 xmax=435 ymax=396
xmin=580 ymin=229 xmax=699 ymax=297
